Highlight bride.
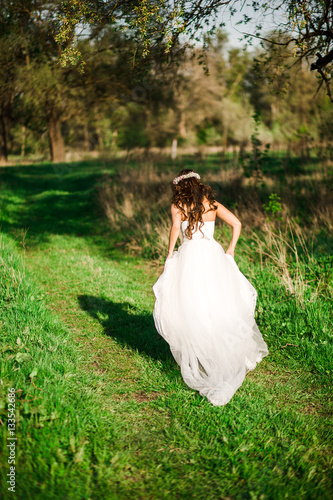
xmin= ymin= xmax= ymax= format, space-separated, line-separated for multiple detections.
xmin=153 ymin=169 xmax=269 ymax=406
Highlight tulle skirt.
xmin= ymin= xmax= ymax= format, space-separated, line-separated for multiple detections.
xmin=153 ymin=236 xmax=269 ymax=406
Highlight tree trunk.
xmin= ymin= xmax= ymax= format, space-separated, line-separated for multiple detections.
xmin=222 ymin=124 xmax=228 ymax=153
xmin=95 ymin=124 xmax=103 ymax=150
xmin=179 ymin=109 xmax=187 ymax=139
xmin=21 ymin=125 xmax=26 ymax=158
xmin=48 ymin=114 xmax=65 ymax=163
xmin=171 ymin=138 xmax=177 ymax=160
xmin=0 ymin=112 xmax=9 ymax=162
xmin=83 ymin=122 xmax=90 ymax=151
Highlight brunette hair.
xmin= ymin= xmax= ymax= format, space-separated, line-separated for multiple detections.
xmin=171 ymin=169 xmax=217 ymax=239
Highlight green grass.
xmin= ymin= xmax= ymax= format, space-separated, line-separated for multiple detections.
xmin=0 ymin=156 xmax=332 ymax=499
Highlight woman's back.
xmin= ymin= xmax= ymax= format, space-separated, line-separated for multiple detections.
xmin=181 ymin=219 xmax=215 ymax=240
xmin=180 ymin=198 xmax=217 ymax=223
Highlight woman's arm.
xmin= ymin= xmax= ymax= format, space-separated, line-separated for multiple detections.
xmin=215 ymin=202 xmax=242 ymax=258
xmin=167 ymin=204 xmax=182 ymax=259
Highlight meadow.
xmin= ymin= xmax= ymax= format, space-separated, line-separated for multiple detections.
xmin=0 ymin=153 xmax=332 ymax=499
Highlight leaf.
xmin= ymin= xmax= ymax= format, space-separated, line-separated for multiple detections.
xmin=69 ymin=435 xmax=76 ymax=453
xmin=16 ymin=337 xmax=22 ymax=346
xmin=50 ymin=410 xmax=60 ymax=421
xmin=15 ymin=352 xmax=31 ymax=363
xmin=111 ymin=452 xmax=119 ymax=464
xmin=0 ymin=345 xmax=15 ymax=353
xmin=29 ymin=368 xmax=38 ymax=378
xmin=56 ymin=448 xmax=66 ymax=463
xmin=74 ymin=445 xmax=85 ymax=463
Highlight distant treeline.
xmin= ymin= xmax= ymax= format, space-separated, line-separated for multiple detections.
xmin=1 ymin=14 xmax=333 ymax=163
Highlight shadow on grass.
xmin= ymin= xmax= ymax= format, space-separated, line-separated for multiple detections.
xmin=0 ymin=159 xmax=132 ymax=260
xmin=78 ymin=294 xmax=175 ymax=366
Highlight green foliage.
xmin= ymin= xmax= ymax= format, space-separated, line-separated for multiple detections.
xmin=1 ymin=7 xmax=333 ymax=164
xmin=240 ymin=113 xmax=270 ymax=182
xmin=117 ymin=108 xmax=150 ymax=149
xmin=263 ymin=193 xmax=282 ymax=221
xmin=51 ymin=0 xmax=333 ymax=102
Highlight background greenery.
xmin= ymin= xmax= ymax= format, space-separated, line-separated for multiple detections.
xmin=1 ymin=4 xmax=333 ymax=164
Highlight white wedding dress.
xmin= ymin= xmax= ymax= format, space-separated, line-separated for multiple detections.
xmin=153 ymin=219 xmax=269 ymax=406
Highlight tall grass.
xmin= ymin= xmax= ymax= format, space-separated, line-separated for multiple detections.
xmin=97 ymin=159 xmax=332 ymax=264
xmin=98 ymin=159 xmax=333 ymax=383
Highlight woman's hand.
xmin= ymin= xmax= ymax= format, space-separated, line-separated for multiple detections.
xmin=225 ymin=247 xmax=235 ymax=258
xmin=166 ymin=205 xmax=181 ymax=261
xmin=215 ymin=202 xmax=241 ymax=259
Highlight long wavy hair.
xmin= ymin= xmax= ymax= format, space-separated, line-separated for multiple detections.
xmin=171 ymin=169 xmax=217 ymax=239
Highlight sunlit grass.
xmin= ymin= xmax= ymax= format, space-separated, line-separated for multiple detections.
xmin=0 ymin=155 xmax=332 ymax=499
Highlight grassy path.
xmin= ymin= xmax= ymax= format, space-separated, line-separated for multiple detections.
xmin=0 ymin=159 xmax=332 ymax=498
xmin=24 ymin=232 xmax=327 ymax=414
xmin=21 ymin=232 xmax=332 ymax=499
xmin=24 ymin=234 xmax=170 ymax=401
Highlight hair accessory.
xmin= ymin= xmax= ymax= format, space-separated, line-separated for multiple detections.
xmin=173 ymin=172 xmax=201 ymax=184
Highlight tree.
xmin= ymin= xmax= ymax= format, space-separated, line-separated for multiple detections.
xmin=0 ymin=1 xmax=136 ymax=162
xmin=0 ymin=1 xmax=68 ymax=162
xmin=126 ymin=33 xmax=254 ymax=154
xmin=0 ymin=34 xmax=16 ymax=162
xmin=55 ymin=1 xmax=333 ymax=103
xmin=18 ymin=63 xmax=79 ymax=162
xmin=236 ymin=0 xmax=333 ymax=101
xmin=244 ymin=36 xmax=331 ymax=154
xmin=0 ymin=8 xmax=28 ymax=162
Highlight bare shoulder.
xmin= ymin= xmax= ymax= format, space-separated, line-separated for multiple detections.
xmin=171 ymin=203 xmax=181 ymax=214
xmin=215 ymin=200 xmax=230 ymax=211
xmin=171 ymin=203 xmax=182 ymax=227
xmin=203 ymin=197 xmax=217 ymax=209
xmin=215 ymin=202 xmax=241 ymax=226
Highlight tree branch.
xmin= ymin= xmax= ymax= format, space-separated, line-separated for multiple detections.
xmin=310 ymin=49 xmax=333 ymax=71
xmin=316 ymin=67 xmax=333 ymax=102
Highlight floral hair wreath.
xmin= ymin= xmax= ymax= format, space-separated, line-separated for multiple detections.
xmin=173 ymin=172 xmax=201 ymax=185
